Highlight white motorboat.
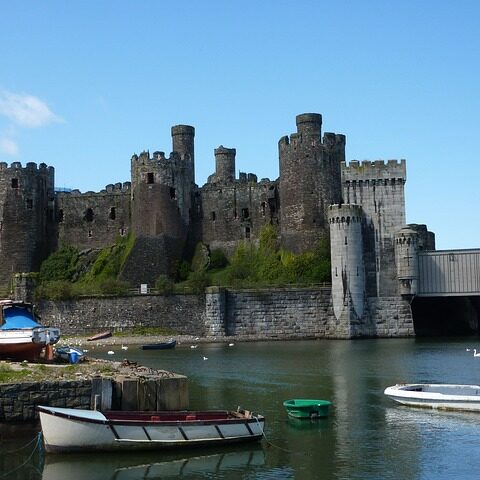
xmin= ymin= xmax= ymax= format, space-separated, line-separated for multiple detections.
xmin=38 ymin=405 xmax=265 ymax=453
xmin=384 ymin=383 xmax=480 ymax=412
xmin=0 ymin=300 xmax=60 ymax=361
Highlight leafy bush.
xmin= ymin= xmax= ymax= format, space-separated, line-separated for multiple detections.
xmin=155 ymin=275 xmax=174 ymax=295
xmin=38 ymin=246 xmax=79 ymax=283
xmin=35 ymin=280 xmax=74 ymax=300
xmin=209 ymin=249 xmax=228 ymax=270
xmin=186 ymin=269 xmax=210 ymax=294
xmin=98 ymin=278 xmax=129 ymax=295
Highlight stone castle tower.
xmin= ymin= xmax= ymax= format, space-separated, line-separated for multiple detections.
xmin=279 ymin=113 xmax=345 ymax=252
xmin=0 ymin=162 xmax=55 ymax=288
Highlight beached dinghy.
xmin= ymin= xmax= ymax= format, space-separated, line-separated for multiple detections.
xmin=384 ymin=383 xmax=480 ymax=412
xmin=38 ymin=405 xmax=265 ymax=453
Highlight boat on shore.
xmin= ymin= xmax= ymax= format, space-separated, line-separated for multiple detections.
xmin=384 ymin=383 xmax=480 ymax=412
xmin=87 ymin=331 xmax=112 ymax=341
xmin=55 ymin=346 xmax=85 ymax=364
xmin=0 ymin=300 xmax=60 ymax=362
xmin=283 ymin=399 xmax=332 ymax=419
xmin=141 ymin=339 xmax=176 ymax=350
xmin=38 ymin=405 xmax=265 ymax=453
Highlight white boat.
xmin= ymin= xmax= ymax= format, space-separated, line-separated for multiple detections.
xmin=384 ymin=383 xmax=480 ymax=412
xmin=38 ymin=405 xmax=265 ymax=453
xmin=0 ymin=300 xmax=60 ymax=361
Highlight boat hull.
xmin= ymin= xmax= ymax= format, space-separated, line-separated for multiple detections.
xmin=141 ymin=340 xmax=176 ymax=350
xmin=39 ymin=406 xmax=265 ymax=453
xmin=384 ymin=384 xmax=480 ymax=412
xmin=0 ymin=339 xmax=44 ymax=361
xmin=283 ymin=399 xmax=331 ymax=419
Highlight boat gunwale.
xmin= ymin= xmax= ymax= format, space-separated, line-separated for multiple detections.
xmin=38 ymin=406 xmax=265 ymax=428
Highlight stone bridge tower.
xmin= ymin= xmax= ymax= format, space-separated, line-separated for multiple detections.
xmin=279 ymin=113 xmax=344 ymax=253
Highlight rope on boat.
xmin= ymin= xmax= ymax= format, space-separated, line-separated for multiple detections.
xmin=0 ymin=432 xmax=44 ymax=478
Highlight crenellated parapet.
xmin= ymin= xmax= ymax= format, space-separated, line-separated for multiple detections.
xmin=342 ymin=159 xmax=406 ymax=184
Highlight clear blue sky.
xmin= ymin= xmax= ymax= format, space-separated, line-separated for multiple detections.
xmin=1 ymin=1 xmax=478 ymax=250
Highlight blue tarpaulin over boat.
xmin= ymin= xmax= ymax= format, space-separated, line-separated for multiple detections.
xmin=0 ymin=306 xmax=40 ymax=330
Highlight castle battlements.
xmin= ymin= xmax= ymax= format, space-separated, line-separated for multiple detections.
xmin=56 ymin=182 xmax=131 ymax=197
xmin=342 ymin=159 xmax=406 ymax=182
xmin=328 ymin=204 xmax=364 ymax=224
xmin=0 ymin=161 xmax=54 ymax=174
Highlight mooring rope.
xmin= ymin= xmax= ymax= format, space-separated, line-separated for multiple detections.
xmin=0 ymin=432 xmax=44 ymax=478
xmin=253 ymin=414 xmax=297 ymax=454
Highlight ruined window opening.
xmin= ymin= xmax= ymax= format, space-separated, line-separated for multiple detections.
xmin=26 ymin=199 xmax=33 ymax=209
xmin=11 ymin=178 xmax=18 ymax=189
xmin=245 ymin=226 xmax=251 ymax=239
xmin=261 ymin=202 xmax=266 ymax=216
xmin=241 ymin=208 xmax=249 ymax=220
xmin=120 ymin=227 xmax=126 ymax=236
xmin=88 ymin=230 xmax=93 ymax=238
xmin=84 ymin=208 xmax=94 ymax=222
xmin=345 ymin=236 xmax=348 ymax=245
xmin=170 ymin=187 xmax=176 ymax=199
xmin=146 ymin=172 xmax=154 ymax=184
xmin=335 ymin=267 xmax=338 ymax=277
xmin=234 ymin=210 xmax=237 ymax=219
xmin=58 ymin=210 xmax=64 ymax=223
xmin=109 ymin=207 xmax=116 ymax=220
xmin=356 ymin=266 xmax=359 ymax=276
xmin=211 ymin=211 xmax=216 ymax=221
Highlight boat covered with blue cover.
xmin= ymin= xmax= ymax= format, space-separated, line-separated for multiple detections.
xmin=0 ymin=300 xmax=60 ymax=361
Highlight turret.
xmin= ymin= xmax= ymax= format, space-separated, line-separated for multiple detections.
xmin=214 ymin=146 xmax=236 ymax=183
xmin=171 ymin=125 xmax=195 ymax=185
xmin=328 ymin=204 xmax=366 ymax=320
xmin=395 ymin=226 xmax=420 ymax=298
xmin=296 ymin=113 xmax=322 ymax=140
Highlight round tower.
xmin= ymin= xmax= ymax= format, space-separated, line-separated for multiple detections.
xmin=279 ymin=113 xmax=344 ymax=252
xmin=394 ymin=226 xmax=420 ymax=298
xmin=328 ymin=204 xmax=365 ymax=320
xmin=214 ymin=146 xmax=236 ymax=183
xmin=296 ymin=113 xmax=322 ymax=139
xmin=171 ymin=125 xmax=195 ymax=185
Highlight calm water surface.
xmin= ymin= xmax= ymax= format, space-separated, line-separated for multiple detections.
xmin=3 ymin=338 xmax=480 ymax=479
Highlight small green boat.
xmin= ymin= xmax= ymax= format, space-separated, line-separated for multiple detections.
xmin=283 ymin=399 xmax=332 ymax=419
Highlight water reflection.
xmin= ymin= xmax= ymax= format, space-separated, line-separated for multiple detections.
xmin=42 ymin=447 xmax=265 ymax=480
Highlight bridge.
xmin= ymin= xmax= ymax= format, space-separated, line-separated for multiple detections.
xmin=417 ymin=249 xmax=480 ymax=297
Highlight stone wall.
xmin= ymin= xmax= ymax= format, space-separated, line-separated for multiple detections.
xmin=36 ymin=288 xmax=414 ymax=340
xmin=56 ymin=184 xmax=131 ymax=251
xmin=38 ymin=294 xmax=206 ymax=336
xmin=0 ymin=373 xmax=189 ymax=423
xmin=0 ymin=380 xmax=91 ymax=422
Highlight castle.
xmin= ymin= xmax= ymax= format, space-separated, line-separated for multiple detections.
xmin=0 ymin=113 xmax=436 ymax=334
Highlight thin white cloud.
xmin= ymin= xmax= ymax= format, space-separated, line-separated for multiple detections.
xmin=0 ymin=136 xmax=19 ymax=155
xmin=0 ymin=91 xmax=62 ymax=128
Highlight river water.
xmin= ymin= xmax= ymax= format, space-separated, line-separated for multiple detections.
xmin=3 ymin=338 xmax=480 ymax=479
